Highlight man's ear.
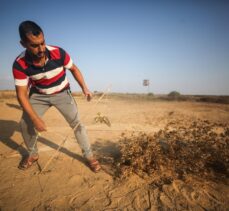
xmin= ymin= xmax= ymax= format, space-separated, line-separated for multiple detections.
xmin=20 ymin=40 xmax=26 ymax=48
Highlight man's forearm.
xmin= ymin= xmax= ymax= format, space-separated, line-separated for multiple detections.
xmin=69 ymin=64 xmax=88 ymax=90
xmin=69 ymin=64 xmax=92 ymax=101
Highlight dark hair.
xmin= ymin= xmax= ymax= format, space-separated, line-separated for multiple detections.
xmin=19 ymin=20 xmax=43 ymax=41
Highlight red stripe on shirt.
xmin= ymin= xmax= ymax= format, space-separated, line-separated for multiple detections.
xmin=64 ymin=52 xmax=71 ymax=66
xmin=13 ymin=69 xmax=27 ymax=79
xmin=34 ymin=70 xmax=65 ymax=86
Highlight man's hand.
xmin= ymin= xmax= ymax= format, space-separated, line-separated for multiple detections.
xmin=32 ymin=117 xmax=47 ymax=132
xmin=83 ymin=88 xmax=93 ymax=101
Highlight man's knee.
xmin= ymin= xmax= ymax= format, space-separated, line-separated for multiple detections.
xmin=68 ymin=113 xmax=81 ymax=128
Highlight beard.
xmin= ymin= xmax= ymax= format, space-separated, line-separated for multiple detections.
xmin=29 ymin=51 xmax=45 ymax=60
xmin=36 ymin=51 xmax=45 ymax=58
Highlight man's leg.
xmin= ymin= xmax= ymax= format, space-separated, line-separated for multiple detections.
xmin=52 ymin=90 xmax=93 ymax=159
xmin=20 ymin=93 xmax=50 ymax=156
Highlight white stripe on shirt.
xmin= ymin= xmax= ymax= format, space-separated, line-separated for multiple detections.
xmin=37 ymin=77 xmax=69 ymax=94
xmin=15 ymin=78 xmax=29 ymax=86
xmin=46 ymin=45 xmax=57 ymax=51
xmin=30 ymin=66 xmax=64 ymax=81
xmin=64 ymin=58 xmax=73 ymax=69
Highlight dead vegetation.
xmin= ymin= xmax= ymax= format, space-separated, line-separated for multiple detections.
xmin=113 ymin=119 xmax=229 ymax=187
xmin=94 ymin=118 xmax=229 ymax=210
xmin=94 ymin=112 xmax=111 ymax=127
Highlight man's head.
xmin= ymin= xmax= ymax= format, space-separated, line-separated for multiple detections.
xmin=19 ymin=21 xmax=46 ymax=59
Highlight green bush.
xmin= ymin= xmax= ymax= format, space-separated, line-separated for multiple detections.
xmin=168 ymin=91 xmax=181 ymax=98
xmin=147 ymin=92 xmax=154 ymax=97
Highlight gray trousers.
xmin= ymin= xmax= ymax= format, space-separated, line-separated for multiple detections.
xmin=20 ymin=90 xmax=93 ymax=158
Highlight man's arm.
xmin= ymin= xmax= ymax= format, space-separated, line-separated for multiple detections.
xmin=16 ymin=85 xmax=47 ymax=132
xmin=69 ymin=64 xmax=92 ymax=101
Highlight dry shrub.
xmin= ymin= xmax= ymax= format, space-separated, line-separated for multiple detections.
xmin=94 ymin=112 xmax=111 ymax=127
xmin=196 ymin=96 xmax=229 ymax=104
xmin=114 ymin=120 xmax=229 ymax=187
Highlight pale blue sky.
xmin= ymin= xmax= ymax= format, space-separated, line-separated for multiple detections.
xmin=1 ymin=0 xmax=229 ymax=95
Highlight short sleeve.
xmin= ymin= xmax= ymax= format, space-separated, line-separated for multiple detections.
xmin=12 ymin=61 xmax=29 ymax=86
xmin=59 ymin=47 xmax=74 ymax=69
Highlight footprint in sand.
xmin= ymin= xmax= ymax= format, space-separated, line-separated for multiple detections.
xmin=172 ymin=180 xmax=196 ymax=206
xmin=39 ymin=196 xmax=70 ymax=211
xmin=172 ymin=179 xmax=227 ymax=210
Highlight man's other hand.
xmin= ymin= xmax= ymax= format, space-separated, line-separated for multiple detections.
xmin=33 ymin=117 xmax=47 ymax=132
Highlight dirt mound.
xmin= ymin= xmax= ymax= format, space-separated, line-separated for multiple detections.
xmin=102 ymin=119 xmax=229 ymax=209
xmin=114 ymin=120 xmax=229 ymax=185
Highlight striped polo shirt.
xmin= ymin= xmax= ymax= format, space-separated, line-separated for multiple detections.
xmin=12 ymin=45 xmax=73 ymax=94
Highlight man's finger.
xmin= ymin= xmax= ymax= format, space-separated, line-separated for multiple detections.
xmin=87 ymin=94 xmax=92 ymax=101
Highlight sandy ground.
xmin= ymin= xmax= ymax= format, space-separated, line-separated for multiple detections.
xmin=0 ymin=95 xmax=229 ymax=210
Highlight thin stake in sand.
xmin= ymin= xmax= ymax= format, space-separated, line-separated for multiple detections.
xmin=39 ymin=86 xmax=111 ymax=174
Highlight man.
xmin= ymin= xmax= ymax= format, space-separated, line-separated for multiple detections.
xmin=12 ymin=20 xmax=101 ymax=172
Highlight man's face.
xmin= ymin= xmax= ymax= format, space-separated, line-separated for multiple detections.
xmin=21 ymin=32 xmax=46 ymax=59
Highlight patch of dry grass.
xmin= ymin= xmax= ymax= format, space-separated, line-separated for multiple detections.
xmin=0 ymin=90 xmax=16 ymax=99
xmin=102 ymin=93 xmax=229 ymax=104
xmin=0 ymin=90 xmax=228 ymax=104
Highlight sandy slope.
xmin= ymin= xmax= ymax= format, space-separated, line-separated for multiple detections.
xmin=0 ymin=96 xmax=229 ymax=210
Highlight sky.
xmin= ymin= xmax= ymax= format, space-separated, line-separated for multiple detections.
xmin=0 ymin=0 xmax=229 ymax=95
